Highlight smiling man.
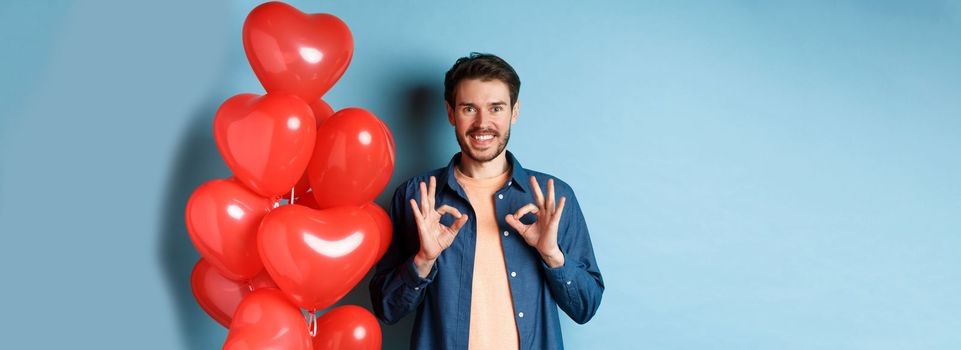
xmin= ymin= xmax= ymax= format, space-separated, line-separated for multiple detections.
xmin=370 ymin=53 xmax=604 ymax=350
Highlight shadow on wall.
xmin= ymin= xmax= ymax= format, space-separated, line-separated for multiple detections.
xmin=393 ymin=82 xmax=445 ymax=182
xmin=156 ymin=97 xmax=233 ymax=350
xmin=336 ymin=75 xmax=447 ymax=350
xmin=156 ymin=72 xmax=447 ymax=349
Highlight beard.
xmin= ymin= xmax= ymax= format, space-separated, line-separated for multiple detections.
xmin=457 ymin=125 xmax=511 ymax=163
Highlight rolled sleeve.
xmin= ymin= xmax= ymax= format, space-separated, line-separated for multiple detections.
xmin=402 ymin=255 xmax=438 ymax=290
xmin=542 ymin=189 xmax=605 ymax=324
xmin=369 ymin=181 xmax=438 ymax=325
xmin=541 ymin=258 xmax=582 ymax=310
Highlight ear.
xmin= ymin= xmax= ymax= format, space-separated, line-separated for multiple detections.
xmin=446 ymin=102 xmax=455 ymax=126
xmin=510 ymin=100 xmax=521 ymax=125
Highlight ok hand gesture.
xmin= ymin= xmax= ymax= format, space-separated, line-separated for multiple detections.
xmin=505 ymin=176 xmax=567 ymax=268
xmin=409 ymin=176 xmax=469 ymax=272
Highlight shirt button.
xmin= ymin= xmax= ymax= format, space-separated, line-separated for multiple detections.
xmin=510 ymin=271 xmax=517 ymax=277
xmin=518 ymin=312 xmax=524 ymax=318
xmin=566 ymin=281 xmax=572 ymax=285
xmin=498 ymin=194 xmax=504 ymax=200
xmin=503 ymin=230 xmax=509 ymax=237
xmin=414 ymin=287 xmax=420 ymax=290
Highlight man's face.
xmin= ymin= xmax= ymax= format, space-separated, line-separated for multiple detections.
xmin=447 ymin=78 xmax=519 ymax=163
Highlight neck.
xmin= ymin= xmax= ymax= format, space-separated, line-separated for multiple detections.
xmin=457 ymin=151 xmax=510 ymax=179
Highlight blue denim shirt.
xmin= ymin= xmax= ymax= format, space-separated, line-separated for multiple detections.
xmin=369 ymin=151 xmax=604 ymax=349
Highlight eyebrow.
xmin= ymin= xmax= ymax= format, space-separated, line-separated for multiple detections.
xmin=457 ymin=101 xmax=508 ymax=107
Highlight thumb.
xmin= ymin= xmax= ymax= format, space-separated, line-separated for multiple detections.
xmin=449 ymin=213 xmax=469 ymax=232
xmin=505 ymin=213 xmax=528 ymax=234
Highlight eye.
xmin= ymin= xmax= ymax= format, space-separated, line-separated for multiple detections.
xmin=462 ymin=106 xmax=475 ymax=113
xmin=492 ymin=106 xmax=503 ymax=113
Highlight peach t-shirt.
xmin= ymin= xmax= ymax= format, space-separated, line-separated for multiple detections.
xmin=455 ymin=166 xmax=519 ymax=350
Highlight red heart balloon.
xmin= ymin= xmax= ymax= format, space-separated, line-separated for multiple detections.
xmin=312 ymin=305 xmax=382 ymax=350
xmin=190 ymin=259 xmax=277 ymax=328
xmin=290 ymin=174 xmax=312 ymax=201
xmin=214 ymin=93 xmax=316 ymax=198
xmin=186 ymin=178 xmax=272 ymax=280
xmin=290 ymin=99 xmax=337 ymax=200
xmin=308 ymin=107 xmax=395 ymax=209
xmin=360 ymin=203 xmax=392 ymax=261
xmin=258 ymin=204 xmax=379 ymax=310
xmin=223 ymin=288 xmax=313 ymax=350
xmin=243 ymin=1 xmax=353 ymax=102
xmin=290 ymin=201 xmax=389 ymax=261
xmin=310 ymin=99 xmax=336 ymax=126
xmin=292 ymin=189 xmax=320 ymax=209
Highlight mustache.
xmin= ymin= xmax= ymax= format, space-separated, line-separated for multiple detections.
xmin=466 ymin=128 xmax=499 ymax=135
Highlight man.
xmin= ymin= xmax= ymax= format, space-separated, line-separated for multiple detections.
xmin=370 ymin=53 xmax=604 ymax=350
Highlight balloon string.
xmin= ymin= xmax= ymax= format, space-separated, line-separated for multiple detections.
xmin=307 ymin=309 xmax=318 ymax=337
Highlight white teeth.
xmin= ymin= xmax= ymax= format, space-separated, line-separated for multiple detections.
xmin=472 ymin=135 xmax=494 ymax=141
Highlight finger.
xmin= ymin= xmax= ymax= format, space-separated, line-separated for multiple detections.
xmin=504 ymin=213 xmax=529 ymax=235
xmin=442 ymin=215 xmax=467 ymax=244
xmin=551 ymin=196 xmax=567 ymax=225
xmin=428 ymin=176 xmax=437 ymax=208
xmin=409 ymin=199 xmax=425 ymax=226
xmin=450 ymin=213 xmax=469 ymax=232
xmin=530 ymin=176 xmax=545 ymax=208
xmin=419 ymin=181 xmax=429 ymax=214
xmin=436 ymin=204 xmax=463 ymax=219
xmin=547 ymin=178 xmax=556 ymax=215
xmin=512 ymin=203 xmax=539 ymax=219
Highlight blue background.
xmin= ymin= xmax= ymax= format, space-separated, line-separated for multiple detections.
xmin=1 ymin=1 xmax=959 ymax=349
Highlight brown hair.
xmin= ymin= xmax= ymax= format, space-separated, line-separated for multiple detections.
xmin=444 ymin=52 xmax=521 ymax=108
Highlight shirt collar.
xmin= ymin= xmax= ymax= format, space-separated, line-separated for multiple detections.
xmin=441 ymin=150 xmax=531 ymax=196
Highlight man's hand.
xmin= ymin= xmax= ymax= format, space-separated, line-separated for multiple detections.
xmin=409 ymin=176 xmax=469 ymax=278
xmin=505 ymin=176 xmax=567 ymax=268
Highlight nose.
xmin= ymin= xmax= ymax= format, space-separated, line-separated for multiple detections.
xmin=473 ymin=109 xmax=494 ymax=129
